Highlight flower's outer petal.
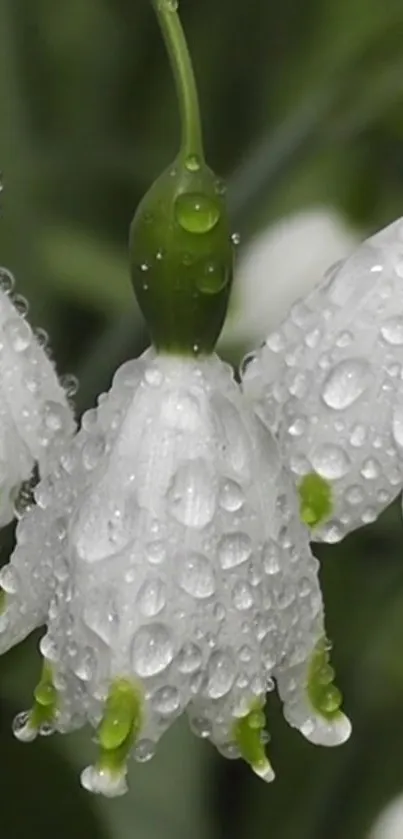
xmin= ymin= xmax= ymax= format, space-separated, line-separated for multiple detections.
xmin=0 ymin=282 xmax=75 ymax=525
xmin=242 ymin=216 xmax=403 ymax=541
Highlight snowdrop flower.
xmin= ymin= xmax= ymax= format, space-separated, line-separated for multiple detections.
xmin=369 ymin=795 xmax=403 ymax=839
xmin=221 ymin=208 xmax=359 ymax=350
xmin=0 ymin=266 xmax=75 ymax=527
xmin=0 ymin=0 xmax=349 ymax=797
xmin=242 ymin=217 xmax=403 ymax=542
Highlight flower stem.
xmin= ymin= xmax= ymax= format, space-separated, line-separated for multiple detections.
xmin=150 ymin=0 xmax=204 ymax=162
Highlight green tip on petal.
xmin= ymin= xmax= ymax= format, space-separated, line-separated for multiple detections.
xmin=96 ymin=679 xmax=143 ymax=777
xmin=298 ymin=473 xmax=333 ymax=529
xmin=233 ymin=702 xmax=275 ymax=783
xmin=25 ymin=660 xmax=58 ymax=734
xmin=307 ymin=638 xmax=344 ymax=721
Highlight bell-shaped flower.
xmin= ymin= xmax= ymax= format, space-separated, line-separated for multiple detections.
xmin=1 ymin=350 xmax=350 ymax=796
xmin=0 ymin=267 xmax=75 ymax=527
xmin=242 ymin=217 xmax=403 ymax=542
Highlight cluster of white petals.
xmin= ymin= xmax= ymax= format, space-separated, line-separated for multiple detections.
xmin=0 ymin=268 xmax=75 ymax=527
xmin=242 ymin=217 xmax=403 ymax=541
xmin=1 ymin=350 xmax=349 ymax=795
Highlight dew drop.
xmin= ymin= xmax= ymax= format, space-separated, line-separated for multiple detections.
xmin=146 ymin=540 xmax=166 ymax=565
xmin=82 ymin=435 xmax=105 ymax=470
xmin=0 ymin=267 xmax=15 ymax=294
xmin=262 ymin=540 xmax=281 ymax=575
xmin=232 ymin=580 xmax=254 ymax=611
xmin=218 ymin=532 xmax=252 ymax=569
xmin=13 ymin=294 xmax=29 ymax=317
xmin=206 ymin=650 xmax=236 ymax=699
xmin=180 ymin=553 xmax=215 ymax=599
xmin=175 ymin=192 xmax=220 ymax=234
xmin=137 ymin=578 xmax=166 ymax=617
xmin=61 ymin=373 xmax=79 ymax=397
xmin=168 ymin=459 xmax=216 ymax=528
xmin=219 ymin=479 xmax=244 ymax=512
xmin=360 ymin=457 xmax=380 ymax=480
xmin=131 ymin=624 xmax=173 ymax=678
xmin=0 ymin=565 xmax=18 ymax=595
xmin=231 ymin=232 xmax=241 ymax=246
xmin=185 ymin=154 xmax=201 ymax=172
xmin=4 ymin=317 xmax=31 ymax=352
xmin=196 ymin=261 xmax=228 ymax=294
xmin=177 ymin=642 xmax=202 ymax=673
xmin=134 ymin=739 xmax=156 ymax=762
xmin=311 ymin=444 xmax=351 ymax=480
xmin=152 ymin=686 xmax=180 ymax=716
xmin=322 ymin=359 xmax=372 ymax=410
xmin=381 ymin=317 xmax=403 ymax=345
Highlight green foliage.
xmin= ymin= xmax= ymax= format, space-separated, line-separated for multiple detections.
xmin=1 ymin=0 xmax=403 ymax=837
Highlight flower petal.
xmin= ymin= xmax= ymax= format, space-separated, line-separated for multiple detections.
xmin=242 ymin=216 xmax=403 ymax=541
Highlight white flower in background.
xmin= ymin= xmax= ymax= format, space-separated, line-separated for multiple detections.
xmin=221 ymin=208 xmax=359 ymax=350
xmin=0 ymin=267 xmax=75 ymax=527
xmin=368 ymin=795 xmax=403 ymax=839
xmin=0 ymin=350 xmax=350 ymax=796
xmin=242 ymin=217 xmax=403 ymax=542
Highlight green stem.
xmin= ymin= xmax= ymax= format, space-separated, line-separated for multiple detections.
xmin=150 ymin=0 xmax=204 ymax=162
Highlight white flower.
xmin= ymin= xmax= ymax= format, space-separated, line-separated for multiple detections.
xmin=242 ymin=216 xmax=403 ymax=542
xmin=221 ymin=208 xmax=359 ymax=350
xmin=369 ymin=795 xmax=403 ymax=839
xmin=0 ymin=268 xmax=75 ymax=526
xmin=1 ymin=350 xmax=350 ymax=795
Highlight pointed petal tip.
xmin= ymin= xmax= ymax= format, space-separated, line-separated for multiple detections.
xmin=301 ymin=711 xmax=352 ymax=747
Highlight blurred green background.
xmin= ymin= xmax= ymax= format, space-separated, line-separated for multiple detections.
xmin=1 ymin=0 xmax=403 ymax=837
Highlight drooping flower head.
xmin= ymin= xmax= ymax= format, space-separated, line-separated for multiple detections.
xmin=0 ymin=0 xmax=350 ymax=796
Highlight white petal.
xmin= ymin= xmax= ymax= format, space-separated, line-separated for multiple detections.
xmin=221 ymin=208 xmax=358 ymax=350
xmin=242 ymin=216 xmax=403 ymax=540
xmin=0 ymin=283 xmax=75 ymax=525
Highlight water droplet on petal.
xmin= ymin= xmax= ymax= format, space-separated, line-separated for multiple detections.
xmin=185 ymin=154 xmax=201 ymax=172
xmin=219 ymin=479 xmax=244 ymax=512
xmin=13 ymin=294 xmax=29 ymax=317
xmin=177 ymin=642 xmax=202 ymax=673
xmin=61 ymin=374 xmax=79 ymax=397
xmin=322 ymin=359 xmax=372 ymax=410
xmin=206 ymin=650 xmax=236 ymax=699
xmin=381 ymin=317 xmax=403 ymax=345
xmin=392 ymin=404 xmax=403 ymax=447
xmin=168 ymin=459 xmax=216 ymax=528
xmin=179 ymin=553 xmax=215 ymax=599
xmin=175 ymin=193 xmax=220 ymax=234
xmin=311 ymin=444 xmax=351 ymax=480
xmin=218 ymin=532 xmax=252 ymax=569
xmin=131 ymin=624 xmax=173 ymax=678
xmin=152 ymin=686 xmax=180 ymax=716
xmin=137 ymin=578 xmax=166 ymax=617
xmin=4 ymin=317 xmax=31 ymax=352
xmin=0 ymin=267 xmax=15 ymax=294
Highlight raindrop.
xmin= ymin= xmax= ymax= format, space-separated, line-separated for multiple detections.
xmin=196 ymin=261 xmax=228 ymax=294
xmin=179 ymin=553 xmax=215 ymax=599
xmin=231 ymin=232 xmax=241 ymax=246
xmin=175 ymin=193 xmax=220 ymax=234
xmin=168 ymin=459 xmax=216 ymax=528
xmin=393 ymin=404 xmax=403 ymax=447
xmin=219 ymin=479 xmax=244 ymax=512
xmin=177 ymin=642 xmax=202 ymax=673
xmin=152 ymin=686 xmax=180 ymax=716
xmin=322 ymin=359 xmax=372 ymax=410
xmin=0 ymin=267 xmax=15 ymax=294
xmin=4 ymin=317 xmax=31 ymax=352
xmin=232 ymin=580 xmax=254 ymax=610
xmin=311 ymin=444 xmax=351 ymax=479
xmin=131 ymin=624 xmax=173 ymax=678
xmin=360 ymin=457 xmax=380 ymax=480
xmin=61 ymin=373 xmax=79 ymax=397
xmin=185 ymin=154 xmax=200 ymax=172
xmin=218 ymin=532 xmax=252 ymax=569
xmin=206 ymin=649 xmax=236 ymax=699
xmin=137 ymin=578 xmax=166 ymax=617
xmin=12 ymin=294 xmax=28 ymax=316
xmin=380 ymin=317 xmax=403 ymax=345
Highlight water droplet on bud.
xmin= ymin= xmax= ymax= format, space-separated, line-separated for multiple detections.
xmin=175 ymin=193 xmax=220 ymax=234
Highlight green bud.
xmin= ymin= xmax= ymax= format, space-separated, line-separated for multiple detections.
xmin=130 ymin=154 xmax=233 ymax=354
